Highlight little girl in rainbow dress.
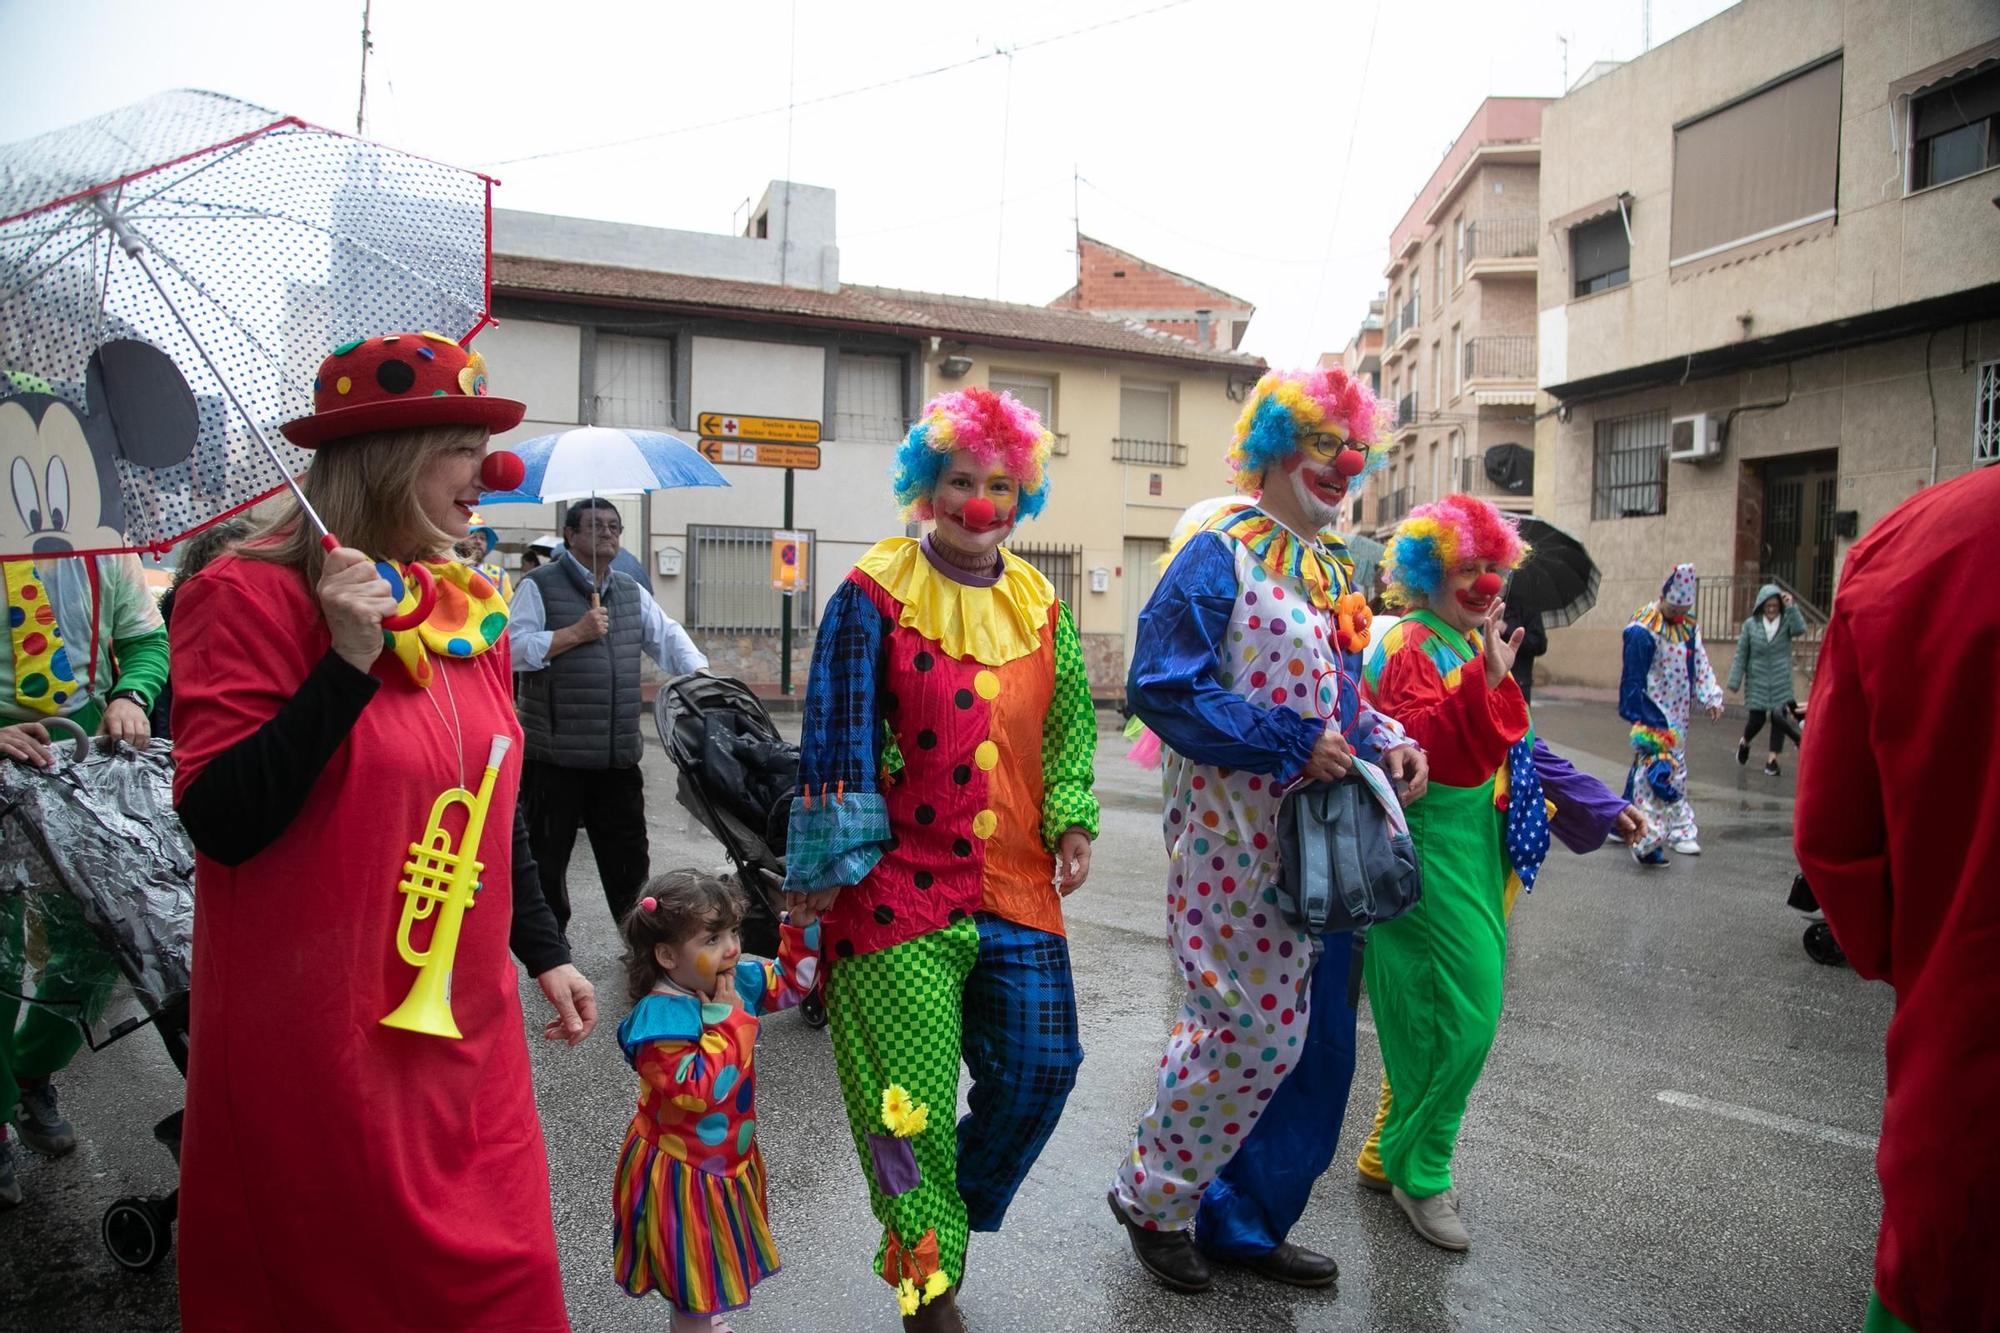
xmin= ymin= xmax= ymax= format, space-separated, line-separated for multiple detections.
xmin=613 ymin=869 xmax=819 ymax=1331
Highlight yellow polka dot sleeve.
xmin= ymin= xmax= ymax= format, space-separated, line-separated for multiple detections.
xmin=1040 ymin=601 xmax=1100 ymax=848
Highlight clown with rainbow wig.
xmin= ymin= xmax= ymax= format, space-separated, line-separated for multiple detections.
xmin=785 ymin=386 xmax=1097 ymax=1329
xmin=1106 ymin=367 xmax=1430 ymax=1295
xmin=1355 ymin=493 xmax=1640 ymax=1250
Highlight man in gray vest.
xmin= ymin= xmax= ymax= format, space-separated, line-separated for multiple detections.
xmin=511 ymin=498 xmax=707 ymax=936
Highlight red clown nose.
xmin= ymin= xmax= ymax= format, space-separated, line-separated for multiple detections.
xmin=481 ymin=450 xmax=526 ymax=492
xmin=962 ymin=497 xmax=997 ymax=528
xmin=1334 ymin=447 xmax=1367 ymax=477
xmin=1472 ymin=572 xmax=1503 ymax=598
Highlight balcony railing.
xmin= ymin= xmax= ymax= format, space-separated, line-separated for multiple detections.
xmin=1457 ymin=455 xmax=1534 ymax=500
xmin=1464 ymin=216 xmax=1539 ymax=265
xmin=1112 ymin=437 xmax=1188 ymax=467
xmin=1392 ymin=299 xmax=1418 ymax=345
xmin=1394 ymin=391 xmax=1420 ymax=431
xmin=1374 ymin=485 xmax=1414 ymax=527
xmin=1462 ymin=335 xmax=1536 ymax=384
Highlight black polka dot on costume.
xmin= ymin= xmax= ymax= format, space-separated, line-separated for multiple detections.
xmin=883 ymin=834 xmax=901 ymax=855
xmin=375 ymin=359 xmax=417 ymax=393
xmin=955 ymin=689 xmax=974 ymax=709
xmin=915 ymin=804 xmax=936 ymax=825
xmin=953 ymin=764 xmax=972 ymax=785
xmin=953 ymin=838 xmax=973 ymax=857
xmin=835 ymin=938 xmax=855 ymax=959
xmin=948 ymin=908 xmax=970 ymax=924
xmin=883 ymin=692 xmax=900 ymax=714
xmin=915 ymin=651 xmax=935 ymax=672
xmin=918 ymin=730 xmax=938 ymax=750
xmin=914 ymin=871 xmax=934 ymax=889
xmin=873 ymin=904 xmax=896 ymax=925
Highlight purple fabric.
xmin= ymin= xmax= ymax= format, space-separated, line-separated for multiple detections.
xmin=867 ymin=1132 xmax=922 ymax=1197
xmin=1532 ymin=737 xmax=1629 ymax=854
xmin=921 ymin=533 xmax=1003 ymax=587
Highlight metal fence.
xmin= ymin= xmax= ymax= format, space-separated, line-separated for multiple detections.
xmin=685 ymin=524 xmax=816 ymax=632
xmin=1112 ymin=437 xmax=1188 ymax=467
xmin=1694 ymin=576 xmax=1829 ymax=691
xmin=1007 ymin=541 xmax=1083 ymax=611
xmin=1590 ymin=409 xmax=1669 ymax=519
xmin=1465 ymin=216 xmax=1538 ymax=262
xmin=1462 ymin=335 xmax=1535 ymax=384
xmin=1384 ymin=298 xmax=1419 ymax=345
xmin=1394 ymin=391 xmax=1420 ymax=431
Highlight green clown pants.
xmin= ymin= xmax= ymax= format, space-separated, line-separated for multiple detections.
xmin=1362 ymin=776 xmax=1508 ymax=1200
xmin=826 ymin=917 xmax=981 ymax=1306
xmin=2 ymin=893 xmax=120 ymax=1123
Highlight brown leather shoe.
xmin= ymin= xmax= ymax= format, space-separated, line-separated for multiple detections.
xmin=901 ymin=1286 xmax=967 ymax=1333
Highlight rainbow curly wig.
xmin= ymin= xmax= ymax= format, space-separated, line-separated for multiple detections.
xmin=891 ymin=386 xmax=1054 ymax=521
xmin=1383 ymin=492 xmax=1530 ymax=606
xmin=1227 ymin=366 xmax=1391 ymax=494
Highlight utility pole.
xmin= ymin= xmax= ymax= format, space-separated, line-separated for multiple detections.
xmin=1642 ymin=0 xmax=1652 ymax=53
xmin=356 ymin=0 xmax=374 ymax=136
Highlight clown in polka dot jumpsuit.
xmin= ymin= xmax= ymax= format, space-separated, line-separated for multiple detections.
xmin=1113 ymin=510 xmax=1415 ymax=1246
xmin=1618 ymin=563 xmax=1724 ymax=853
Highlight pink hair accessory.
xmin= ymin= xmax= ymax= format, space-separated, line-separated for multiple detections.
xmin=640 ymin=896 xmax=658 ymax=912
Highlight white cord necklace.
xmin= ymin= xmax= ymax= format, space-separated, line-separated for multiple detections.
xmin=418 ymin=657 xmax=466 ymax=792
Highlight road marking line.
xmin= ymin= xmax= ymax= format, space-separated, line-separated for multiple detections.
xmin=1657 ymin=1090 xmax=1877 ymax=1152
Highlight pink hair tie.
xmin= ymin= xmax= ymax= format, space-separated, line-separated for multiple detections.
xmin=640 ymin=896 xmax=658 ymax=912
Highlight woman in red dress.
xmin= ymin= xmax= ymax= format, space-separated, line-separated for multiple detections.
xmin=169 ymin=334 xmax=597 ymax=1331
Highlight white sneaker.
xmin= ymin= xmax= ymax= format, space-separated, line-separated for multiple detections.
xmin=1671 ymin=839 xmax=1701 ymax=855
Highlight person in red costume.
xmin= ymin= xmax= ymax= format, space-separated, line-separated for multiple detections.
xmin=1794 ymin=462 xmax=2000 ymax=1333
xmin=169 ymin=333 xmax=596 ymax=1331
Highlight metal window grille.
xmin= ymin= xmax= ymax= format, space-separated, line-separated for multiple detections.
xmin=835 ymin=352 xmax=906 ymax=443
xmin=1978 ymin=360 xmax=2000 ymax=465
xmin=1591 ymin=410 xmax=1670 ymax=519
xmin=1007 ymin=541 xmax=1082 ymax=612
xmin=593 ymin=333 xmax=673 ymax=428
xmin=1111 ymin=438 xmax=1187 ymax=466
xmin=685 ymin=524 xmax=816 ymax=632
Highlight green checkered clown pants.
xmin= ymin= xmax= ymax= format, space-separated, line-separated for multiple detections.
xmin=825 ymin=917 xmax=980 ymax=1312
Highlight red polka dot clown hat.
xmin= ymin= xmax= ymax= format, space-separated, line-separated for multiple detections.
xmin=281 ymin=332 xmax=525 ymax=448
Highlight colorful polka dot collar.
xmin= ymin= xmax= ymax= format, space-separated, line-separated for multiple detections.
xmin=375 ymin=557 xmax=511 ymax=688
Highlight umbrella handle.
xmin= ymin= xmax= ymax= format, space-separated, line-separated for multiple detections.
xmin=319 ymin=534 xmax=439 ymax=632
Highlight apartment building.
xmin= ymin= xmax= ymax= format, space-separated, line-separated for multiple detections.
xmin=1322 ymin=294 xmax=1386 ymax=396
xmin=1368 ymin=97 xmax=1551 ymax=538
xmin=1534 ymin=0 xmax=2000 ymax=688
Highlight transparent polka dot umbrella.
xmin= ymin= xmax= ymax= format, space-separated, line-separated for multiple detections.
xmin=0 ymin=89 xmax=497 ymax=559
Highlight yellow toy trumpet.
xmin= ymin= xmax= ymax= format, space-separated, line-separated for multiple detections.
xmin=381 ymin=735 xmax=512 ymax=1040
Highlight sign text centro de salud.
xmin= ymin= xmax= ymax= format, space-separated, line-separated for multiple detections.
xmin=697 ymin=412 xmax=822 ymax=444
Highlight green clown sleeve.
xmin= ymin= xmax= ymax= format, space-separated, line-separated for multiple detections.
xmin=1040 ymin=601 xmax=1099 ymax=848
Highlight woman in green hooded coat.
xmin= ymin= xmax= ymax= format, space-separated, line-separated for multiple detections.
xmin=1728 ymin=583 xmax=1807 ymax=775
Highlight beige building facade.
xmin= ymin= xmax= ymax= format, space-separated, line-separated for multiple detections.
xmin=1534 ymin=0 xmax=2000 ymax=689
xmin=1369 ymin=98 xmax=1551 ymax=542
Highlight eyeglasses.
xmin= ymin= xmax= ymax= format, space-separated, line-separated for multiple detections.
xmin=1298 ymin=432 xmax=1362 ymax=464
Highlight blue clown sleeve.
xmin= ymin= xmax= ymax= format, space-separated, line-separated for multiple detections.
xmin=784 ymin=581 xmax=891 ymax=892
xmin=1617 ymin=623 xmax=1671 ymax=729
xmin=1126 ymin=532 xmax=1321 ymax=778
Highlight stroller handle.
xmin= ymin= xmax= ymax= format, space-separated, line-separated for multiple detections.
xmin=38 ymin=716 xmax=96 ymax=764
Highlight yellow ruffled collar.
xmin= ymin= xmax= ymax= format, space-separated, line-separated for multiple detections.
xmin=853 ymin=537 xmax=1055 ymax=667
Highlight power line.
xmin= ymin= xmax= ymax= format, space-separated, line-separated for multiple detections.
xmin=1300 ymin=0 xmax=1385 ymax=360
xmin=478 ymin=0 xmax=1199 ymax=170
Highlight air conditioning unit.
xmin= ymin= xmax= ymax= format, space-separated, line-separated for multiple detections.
xmin=1668 ymin=412 xmax=1722 ymax=463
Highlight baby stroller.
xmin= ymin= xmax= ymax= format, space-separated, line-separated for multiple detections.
xmin=651 ymin=674 xmax=825 ymax=1028
xmin=1787 ymin=872 xmax=1846 ymax=967
xmin=0 ymin=717 xmax=192 ymax=1271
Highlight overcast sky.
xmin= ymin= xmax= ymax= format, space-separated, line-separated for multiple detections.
xmin=1 ymin=0 xmax=1738 ymax=364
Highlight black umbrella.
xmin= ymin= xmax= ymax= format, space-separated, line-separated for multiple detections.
xmin=1507 ymin=516 xmax=1600 ymax=628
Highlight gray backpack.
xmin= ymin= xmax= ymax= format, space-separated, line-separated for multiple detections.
xmin=1275 ymin=760 xmax=1423 ymax=934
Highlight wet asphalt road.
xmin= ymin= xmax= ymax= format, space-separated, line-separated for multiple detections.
xmin=1 ymin=696 xmax=1888 ymax=1332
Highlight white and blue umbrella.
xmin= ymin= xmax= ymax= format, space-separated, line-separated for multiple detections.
xmin=480 ymin=426 xmax=729 ymax=504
